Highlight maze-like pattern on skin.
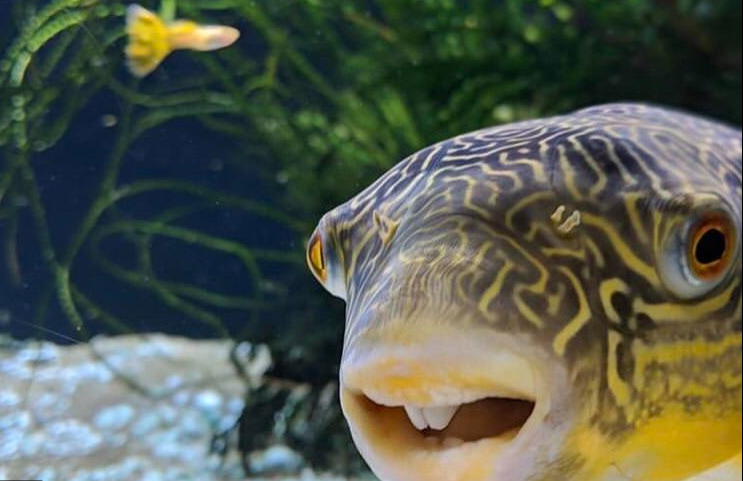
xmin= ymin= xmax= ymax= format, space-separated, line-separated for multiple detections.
xmin=313 ymin=103 xmax=742 ymax=473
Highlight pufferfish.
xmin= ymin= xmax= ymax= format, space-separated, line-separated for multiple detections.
xmin=307 ymin=104 xmax=742 ymax=481
xmin=125 ymin=4 xmax=239 ymax=77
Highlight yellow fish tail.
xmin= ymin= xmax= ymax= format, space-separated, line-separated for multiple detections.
xmin=167 ymin=21 xmax=240 ymax=52
xmin=125 ymin=4 xmax=171 ymax=78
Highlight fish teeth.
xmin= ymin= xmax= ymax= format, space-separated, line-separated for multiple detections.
xmin=403 ymin=404 xmax=460 ymax=431
xmin=404 ymin=406 xmax=428 ymax=430
xmin=423 ymin=405 xmax=459 ymax=430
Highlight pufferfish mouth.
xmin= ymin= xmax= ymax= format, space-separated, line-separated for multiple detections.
xmin=340 ymin=328 xmax=569 ymax=481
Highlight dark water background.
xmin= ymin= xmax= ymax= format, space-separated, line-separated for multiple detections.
xmin=3 ymin=92 xmax=297 ymax=338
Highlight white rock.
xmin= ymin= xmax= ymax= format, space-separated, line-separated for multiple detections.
xmin=94 ymin=404 xmax=136 ymax=431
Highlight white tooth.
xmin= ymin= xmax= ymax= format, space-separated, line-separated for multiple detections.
xmin=422 ymin=405 xmax=459 ymax=431
xmin=404 ymin=405 xmax=428 ymax=430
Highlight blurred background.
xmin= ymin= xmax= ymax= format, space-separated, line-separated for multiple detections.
xmin=0 ymin=0 xmax=741 ymax=480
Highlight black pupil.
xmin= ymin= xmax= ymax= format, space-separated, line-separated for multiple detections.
xmin=695 ymin=228 xmax=727 ymax=265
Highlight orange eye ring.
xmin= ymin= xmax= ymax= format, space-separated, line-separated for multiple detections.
xmin=307 ymin=233 xmax=327 ymax=282
xmin=687 ymin=212 xmax=735 ymax=280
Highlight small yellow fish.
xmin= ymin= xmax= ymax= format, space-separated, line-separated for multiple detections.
xmin=125 ymin=4 xmax=240 ymax=77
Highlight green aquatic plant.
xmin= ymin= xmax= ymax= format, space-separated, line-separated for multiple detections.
xmin=0 ymin=0 xmax=741 ymax=472
xmin=0 ymin=0 xmax=304 ymax=339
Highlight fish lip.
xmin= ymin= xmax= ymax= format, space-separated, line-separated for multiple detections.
xmin=340 ymin=329 xmax=547 ymax=406
xmin=338 ymin=329 xmax=574 ymax=481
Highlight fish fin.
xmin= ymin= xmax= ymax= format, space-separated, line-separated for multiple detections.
xmin=125 ymin=4 xmax=171 ymax=77
xmin=167 ymin=21 xmax=240 ymax=52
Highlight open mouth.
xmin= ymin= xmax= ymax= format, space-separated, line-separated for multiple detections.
xmin=341 ymin=386 xmax=544 ymax=481
xmin=339 ymin=331 xmax=558 ymax=481
xmin=351 ymin=393 xmax=535 ymax=447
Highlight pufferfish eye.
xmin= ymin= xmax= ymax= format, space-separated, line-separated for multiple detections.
xmin=689 ymin=212 xmax=736 ymax=279
xmin=658 ymin=208 xmax=740 ymax=299
xmin=306 ymin=230 xmax=347 ymax=300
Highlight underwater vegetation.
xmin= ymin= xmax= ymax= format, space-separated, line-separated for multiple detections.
xmin=0 ymin=0 xmax=741 ymax=474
